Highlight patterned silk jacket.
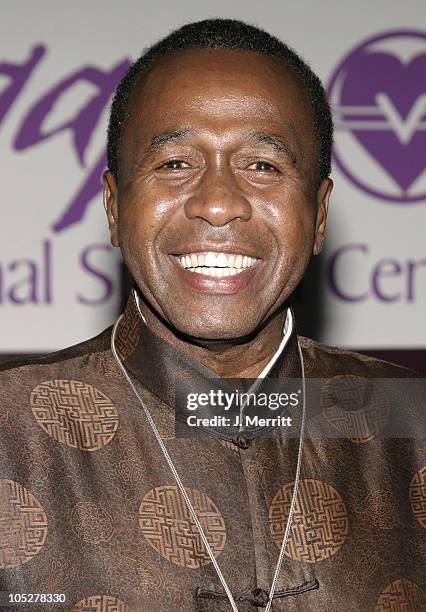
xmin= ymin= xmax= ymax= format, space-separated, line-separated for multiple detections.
xmin=0 ymin=290 xmax=425 ymax=612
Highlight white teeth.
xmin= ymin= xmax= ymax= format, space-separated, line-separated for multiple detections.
xmin=216 ymin=253 xmax=228 ymax=267
xmin=183 ymin=265 xmax=254 ymax=277
xmin=177 ymin=251 xmax=259 ymax=274
xmin=204 ymin=252 xmax=217 ymax=266
xmin=234 ymin=255 xmax=243 ymax=269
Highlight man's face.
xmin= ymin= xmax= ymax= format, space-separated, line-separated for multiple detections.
xmin=104 ymin=48 xmax=332 ymax=340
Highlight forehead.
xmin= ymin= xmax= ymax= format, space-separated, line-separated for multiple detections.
xmin=121 ymin=48 xmax=316 ymax=165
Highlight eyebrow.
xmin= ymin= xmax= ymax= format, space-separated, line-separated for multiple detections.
xmin=144 ymin=128 xmax=195 ymax=153
xmin=246 ymin=131 xmax=298 ymax=166
xmin=141 ymin=127 xmax=298 ymax=166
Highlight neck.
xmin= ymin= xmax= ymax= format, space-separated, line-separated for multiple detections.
xmin=134 ymin=291 xmax=287 ymax=379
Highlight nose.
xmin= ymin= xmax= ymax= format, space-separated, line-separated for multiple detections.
xmin=184 ymin=164 xmax=252 ymax=226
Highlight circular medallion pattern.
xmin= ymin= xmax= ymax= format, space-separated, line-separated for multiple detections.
xmin=269 ymin=478 xmax=348 ymax=563
xmin=345 ymin=544 xmax=380 ymax=595
xmin=409 ymin=466 xmax=426 ymax=529
xmin=117 ymin=458 xmax=144 ymax=484
xmin=139 ymin=485 xmax=226 ymax=568
xmin=375 ymin=579 xmax=424 ymax=611
xmin=100 ymin=354 xmax=123 ymax=379
xmin=70 ymin=501 xmax=114 ymax=544
xmin=30 ymin=379 xmax=119 ymax=451
xmin=0 ymin=478 xmax=48 ymax=568
xmin=321 ymin=375 xmax=389 ymax=443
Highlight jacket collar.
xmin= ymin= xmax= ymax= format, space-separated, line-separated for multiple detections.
xmin=113 ymin=288 xmax=302 ymax=439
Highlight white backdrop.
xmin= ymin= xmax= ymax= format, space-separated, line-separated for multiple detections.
xmin=0 ymin=0 xmax=425 ymax=352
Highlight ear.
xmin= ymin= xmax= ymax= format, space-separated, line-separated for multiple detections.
xmin=103 ymin=170 xmax=119 ymax=247
xmin=313 ymin=178 xmax=333 ymax=255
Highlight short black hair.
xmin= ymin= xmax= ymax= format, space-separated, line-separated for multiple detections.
xmin=107 ymin=18 xmax=333 ymax=183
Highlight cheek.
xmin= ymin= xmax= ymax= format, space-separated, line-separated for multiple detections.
xmin=118 ymin=185 xmax=175 ymax=256
xmin=267 ymin=193 xmax=316 ymax=253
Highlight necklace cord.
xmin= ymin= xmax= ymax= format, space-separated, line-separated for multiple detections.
xmin=264 ymin=337 xmax=306 ymax=612
xmin=111 ymin=308 xmax=306 ymax=612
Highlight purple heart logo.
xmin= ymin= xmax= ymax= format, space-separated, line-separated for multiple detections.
xmin=328 ymin=31 xmax=426 ymax=204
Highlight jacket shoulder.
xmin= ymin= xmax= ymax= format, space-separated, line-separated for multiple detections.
xmin=299 ymin=336 xmax=424 ymax=377
xmin=0 ymin=325 xmax=114 ymax=382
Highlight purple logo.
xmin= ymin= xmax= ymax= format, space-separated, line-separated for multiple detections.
xmin=327 ymin=31 xmax=426 ymax=203
xmin=0 ymin=45 xmax=130 ymax=232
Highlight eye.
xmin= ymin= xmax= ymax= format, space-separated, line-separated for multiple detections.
xmin=249 ymin=161 xmax=279 ymax=172
xmin=157 ymin=159 xmax=189 ymax=170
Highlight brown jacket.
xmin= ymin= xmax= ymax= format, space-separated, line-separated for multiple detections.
xmin=0 ymin=291 xmax=424 ymax=611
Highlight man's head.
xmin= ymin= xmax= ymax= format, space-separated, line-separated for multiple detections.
xmin=107 ymin=19 xmax=333 ymax=184
xmin=103 ymin=18 xmax=333 ymax=341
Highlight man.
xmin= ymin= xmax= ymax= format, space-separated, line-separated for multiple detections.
xmin=0 ymin=19 xmax=424 ymax=612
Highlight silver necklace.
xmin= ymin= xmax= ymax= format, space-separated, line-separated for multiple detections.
xmin=111 ymin=305 xmax=306 ymax=612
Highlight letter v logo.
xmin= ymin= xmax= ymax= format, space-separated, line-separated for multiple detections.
xmin=376 ymin=92 xmax=426 ymax=144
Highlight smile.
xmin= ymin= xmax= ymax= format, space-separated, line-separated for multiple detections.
xmin=175 ymin=251 xmax=260 ymax=277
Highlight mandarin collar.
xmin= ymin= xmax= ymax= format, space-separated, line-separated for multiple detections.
xmin=113 ymin=289 xmax=302 ymax=440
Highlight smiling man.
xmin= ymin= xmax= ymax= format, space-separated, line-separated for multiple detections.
xmin=0 ymin=19 xmax=424 ymax=612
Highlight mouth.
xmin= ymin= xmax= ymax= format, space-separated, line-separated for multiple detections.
xmin=168 ymin=250 xmax=262 ymax=294
xmin=173 ymin=251 xmax=260 ymax=277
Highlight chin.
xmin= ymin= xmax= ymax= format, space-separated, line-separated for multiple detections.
xmin=167 ymin=315 xmax=259 ymax=343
